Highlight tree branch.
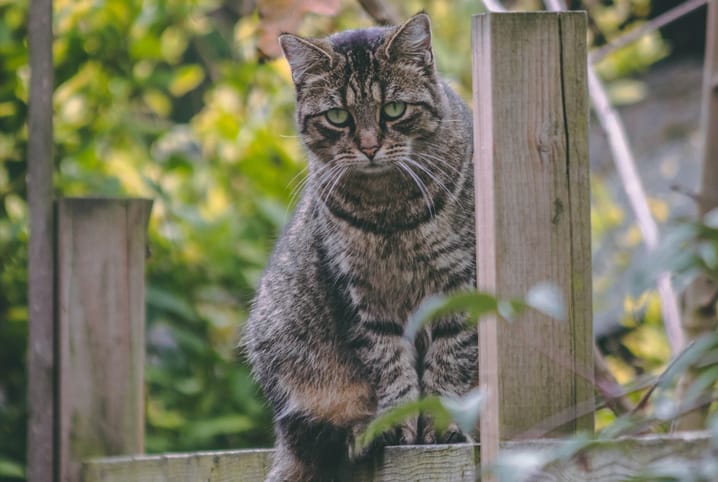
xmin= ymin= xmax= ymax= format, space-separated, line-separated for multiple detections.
xmin=357 ymin=0 xmax=401 ymax=25
xmin=594 ymin=345 xmax=636 ymax=416
xmin=590 ymin=0 xmax=708 ymax=64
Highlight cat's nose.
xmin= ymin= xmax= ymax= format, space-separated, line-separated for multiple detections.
xmin=360 ymin=144 xmax=380 ymax=160
xmin=358 ymin=130 xmax=380 ymax=160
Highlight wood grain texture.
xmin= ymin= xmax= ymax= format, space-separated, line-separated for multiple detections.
xmin=471 ymin=13 xmax=593 ymax=464
xmin=83 ymin=434 xmax=714 ymax=482
xmin=27 ymin=0 xmax=55 ymax=480
xmin=58 ymin=198 xmax=152 ymax=482
xmin=501 ymin=432 xmax=713 ymax=481
xmin=82 ymin=445 xmax=478 ymax=482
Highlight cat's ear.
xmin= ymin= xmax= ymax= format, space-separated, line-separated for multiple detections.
xmin=279 ymin=34 xmax=334 ymax=84
xmin=384 ymin=13 xmax=433 ymax=66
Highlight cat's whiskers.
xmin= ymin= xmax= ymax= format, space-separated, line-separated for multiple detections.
xmin=322 ymin=165 xmax=350 ymax=206
xmin=315 ymin=162 xmax=349 ymax=206
xmin=289 ymin=163 xmax=331 ymax=207
xmin=287 ymin=165 xmax=309 ymax=190
xmin=411 ymin=153 xmax=465 ymax=202
xmin=394 ymin=159 xmax=435 ymax=217
xmin=413 ymin=151 xmax=462 ymax=177
xmin=402 ymin=156 xmax=462 ymax=208
xmin=288 ymin=178 xmax=308 ymax=208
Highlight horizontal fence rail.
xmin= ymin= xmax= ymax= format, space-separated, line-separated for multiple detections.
xmin=83 ymin=433 xmax=713 ymax=482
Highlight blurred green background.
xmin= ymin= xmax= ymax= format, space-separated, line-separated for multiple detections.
xmin=0 ymin=0 xmax=711 ymax=479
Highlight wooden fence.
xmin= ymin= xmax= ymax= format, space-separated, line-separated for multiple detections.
xmin=82 ymin=433 xmax=714 ymax=482
xmin=25 ymin=8 xmax=714 ymax=482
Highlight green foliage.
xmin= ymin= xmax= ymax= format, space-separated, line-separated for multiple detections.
xmin=0 ymin=0 xmax=30 ymax=477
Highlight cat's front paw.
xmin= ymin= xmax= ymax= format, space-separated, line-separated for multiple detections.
xmin=420 ymin=416 xmax=474 ymax=445
xmin=382 ymin=418 xmax=417 ymax=445
xmin=347 ymin=418 xmax=417 ymax=463
xmin=438 ymin=423 xmax=473 ymax=444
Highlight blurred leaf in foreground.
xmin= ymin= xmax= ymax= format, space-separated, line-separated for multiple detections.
xmin=404 ymin=281 xmax=566 ymax=342
xmin=440 ymin=386 xmax=485 ymax=434
xmin=354 ymin=396 xmax=450 ymax=453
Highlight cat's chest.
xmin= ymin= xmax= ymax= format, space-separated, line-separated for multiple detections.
xmin=323 ymin=223 xmax=464 ymax=321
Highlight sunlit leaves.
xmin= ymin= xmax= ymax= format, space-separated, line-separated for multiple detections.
xmin=169 ymin=64 xmax=205 ymax=97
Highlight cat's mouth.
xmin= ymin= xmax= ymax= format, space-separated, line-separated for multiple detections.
xmin=354 ymin=162 xmax=394 ymax=175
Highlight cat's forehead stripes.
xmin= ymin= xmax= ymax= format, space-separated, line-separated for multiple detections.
xmin=332 ymin=31 xmax=387 ymax=108
xmin=345 ymin=75 xmax=383 ymax=108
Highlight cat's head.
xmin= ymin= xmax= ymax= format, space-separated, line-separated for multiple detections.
xmin=279 ymin=13 xmax=447 ymax=178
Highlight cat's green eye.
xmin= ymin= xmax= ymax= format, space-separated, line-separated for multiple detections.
xmin=325 ymin=108 xmax=350 ymax=126
xmin=382 ymin=101 xmax=406 ymax=120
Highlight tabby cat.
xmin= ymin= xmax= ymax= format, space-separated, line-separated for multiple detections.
xmin=244 ymin=13 xmax=477 ymax=481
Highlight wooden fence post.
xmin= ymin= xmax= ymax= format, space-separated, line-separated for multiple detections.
xmin=471 ymin=11 xmax=594 ymax=473
xmin=57 ymin=198 xmax=152 ymax=482
xmin=27 ymin=0 xmax=55 ymax=479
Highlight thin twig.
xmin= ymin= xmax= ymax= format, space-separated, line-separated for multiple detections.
xmin=482 ymin=0 xmax=506 ymax=13
xmin=587 ymin=66 xmax=685 ymax=355
xmin=619 ymin=391 xmax=718 ymax=437
xmin=590 ymin=0 xmax=708 ymax=63
xmin=631 ymin=340 xmax=696 ymax=414
xmin=544 ymin=0 xmax=566 ymax=11
xmin=594 ymin=344 xmax=636 ymax=416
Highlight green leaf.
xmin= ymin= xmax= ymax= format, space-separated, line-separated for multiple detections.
xmin=525 ymin=282 xmax=566 ymax=321
xmin=683 ymin=364 xmax=718 ymax=410
xmin=185 ymin=415 xmax=254 ymax=441
xmin=440 ymin=387 xmax=484 ymax=434
xmin=169 ymin=65 xmax=205 ymax=97
xmin=0 ymin=458 xmax=24 ymax=478
xmin=355 ymin=396 xmax=450 ymax=452
xmin=405 ymin=291 xmax=498 ymax=341
xmin=660 ymin=334 xmax=718 ymax=390
xmin=147 ymin=285 xmax=196 ymax=321
xmin=490 ymin=449 xmax=552 ymax=482
xmin=704 ymin=207 xmax=718 ymax=229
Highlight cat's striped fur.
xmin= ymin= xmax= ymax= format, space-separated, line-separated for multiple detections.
xmin=244 ymin=13 xmax=477 ymax=481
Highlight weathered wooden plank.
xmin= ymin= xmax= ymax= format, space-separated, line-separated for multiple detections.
xmin=27 ymin=0 xmax=55 ymax=480
xmin=500 ymin=432 xmax=713 ymax=481
xmin=82 ymin=445 xmax=478 ymax=482
xmin=83 ymin=433 xmax=713 ymax=482
xmin=471 ymin=14 xmax=593 ymax=473
xmin=82 ymin=449 xmax=275 ymax=482
xmin=58 ymin=198 xmax=153 ymax=482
